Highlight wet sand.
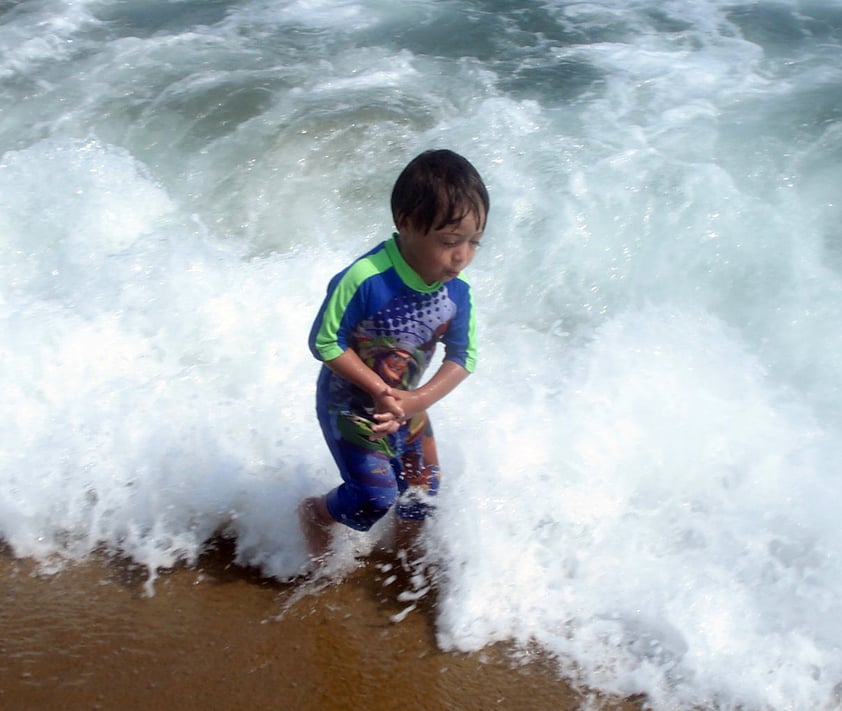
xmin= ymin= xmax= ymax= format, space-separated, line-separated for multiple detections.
xmin=0 ymin=541 xmax=642 ymax=710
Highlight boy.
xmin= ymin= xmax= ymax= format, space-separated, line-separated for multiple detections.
xmin=300 ymin=149 xmax=489 ymax=562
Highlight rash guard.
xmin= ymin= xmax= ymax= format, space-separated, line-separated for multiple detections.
xmin=309 ymin=234 xmax=477 ymax=412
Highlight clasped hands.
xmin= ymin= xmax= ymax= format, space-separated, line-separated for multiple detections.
xmin=368 ymin=385 xmax=419 ymax=440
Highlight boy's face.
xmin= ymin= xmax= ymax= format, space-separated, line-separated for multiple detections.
xmin=398 ymin=207 xmax=485 ymax=285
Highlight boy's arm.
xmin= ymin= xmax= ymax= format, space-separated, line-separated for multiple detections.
xmin=324 ymin=350 xmax=405 ymax=435
xmin=391 ymin=360 xmax=470 ymax=420
xmin=325 ymin=352 xmax=469 ymax=437
xmin=324 ymin=348 xmax=391 ymax=399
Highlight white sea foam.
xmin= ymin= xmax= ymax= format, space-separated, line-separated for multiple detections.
xmin=2 ymin=0 xmax=842 ymax=707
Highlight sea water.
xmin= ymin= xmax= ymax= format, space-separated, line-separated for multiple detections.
xmin=2 ymin=1 xmax=841 ymax=708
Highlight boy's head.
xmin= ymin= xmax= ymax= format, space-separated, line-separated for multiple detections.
xmin=391 ymin=149 xmax=489 ymax=235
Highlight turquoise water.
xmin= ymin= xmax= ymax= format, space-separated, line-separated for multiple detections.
xmin=2 ymin=1 xmax=842 ymax=708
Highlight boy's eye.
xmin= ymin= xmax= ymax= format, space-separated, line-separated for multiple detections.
xmin=442 ymin=237 xmax=481 ymax=249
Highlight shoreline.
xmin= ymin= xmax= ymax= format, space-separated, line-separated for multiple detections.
xmin=0 ymin=541 xmax=641 ymax=710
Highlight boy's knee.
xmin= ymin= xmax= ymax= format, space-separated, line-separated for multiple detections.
xmin=327 ymin=482 xmax=397 ymax=532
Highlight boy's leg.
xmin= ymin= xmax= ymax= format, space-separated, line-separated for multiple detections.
xmin=301 ymin=402 xmax=399 ymax=562
xmin=394 ymin=516 xmax=423 ymax=555
xmin=298 ymin=495 xmax=335 ymax=562
xmin=394 ymin=413 xmax=441 ymax=553
xmin=300 ymin=443 xmax=398 ymax=562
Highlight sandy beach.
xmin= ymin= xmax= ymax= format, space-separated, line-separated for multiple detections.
xmin=0 ymin=541 xmax=641 ymax=711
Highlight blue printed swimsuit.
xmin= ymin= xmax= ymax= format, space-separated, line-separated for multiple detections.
xmin=308 ymin=235 xmax=476 ymax=530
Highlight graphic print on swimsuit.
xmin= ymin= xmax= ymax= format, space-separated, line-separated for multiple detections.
xmin=352 ymin=287 xmax=455 ymax=390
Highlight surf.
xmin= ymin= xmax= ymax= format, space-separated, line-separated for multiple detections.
xmin=2 ymin=1 xmax=842 ymax=708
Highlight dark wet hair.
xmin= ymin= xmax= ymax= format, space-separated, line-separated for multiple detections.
xmin=390 ymin=149 xmax=489 ymax=235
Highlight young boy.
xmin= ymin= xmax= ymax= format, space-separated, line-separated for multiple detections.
xmin=299 ymin=149 xmax=489 ymax=562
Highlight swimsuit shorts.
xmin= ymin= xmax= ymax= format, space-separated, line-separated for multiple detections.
xmin=318 ymin=405 xmax=441 ymax=532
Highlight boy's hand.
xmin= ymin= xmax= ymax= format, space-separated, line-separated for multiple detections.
xmin=384 ymin=387 xmax=419 ymax=420
xmin=369 ymin=385 xmax=405 ymax=439
xmin=370 ymin=387 xmax=429 ymax=439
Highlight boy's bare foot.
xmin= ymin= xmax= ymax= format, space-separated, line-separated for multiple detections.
xmin=374 ymin=513 xmax=424 ymax=558
xmin=394 ymin=517 xmax=423 ymax=557
xmin=298 ymin=496 xmax=334 ymax=562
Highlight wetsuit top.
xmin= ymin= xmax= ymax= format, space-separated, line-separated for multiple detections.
xmin=309 ymin=234 xmax=477 ymax=411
